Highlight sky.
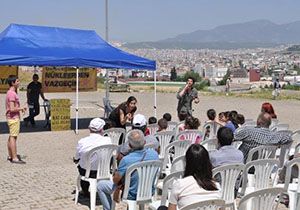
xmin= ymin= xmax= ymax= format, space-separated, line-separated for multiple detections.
xmin=1 ymin=0 xmax=300 ymax=42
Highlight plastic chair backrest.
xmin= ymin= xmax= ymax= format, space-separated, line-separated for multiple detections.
xmin=83 ymin=144 xmax=118 ymax=179
xmin=176 ymin=130 xmax=202 ymax=144
xmin=170 ymin=155 xmax=186 ymax=174
xmin=160 ymin=171 xmax=184 ymax=206
xmin=241 ymin=159 xmax=280 ymax=195
xmin=166 ymin=121 xmax=178 ymax=131
xmin=103 ymin=128 xmax=126 ymax=145
xmin=122 ymin=160 xmax=162 ymax=204
xmin=270 ymin=123 xmax=289 ymax=132
xmin=238 ymin=187 xmax=284 ymax=210
xmin=295 ymin=143 xmax=300 ymax=155
xmin=212 ymin=164 xmax=244 ymax=204
xmin=181 ymin=199 xmax=226 ymax=210
xmin=246 ymin=145 xmax=277 ymax=163
xmin=201 ymin=138 xmax=218 ymax=151
xmin=174 ymin=121 xmax=185 ymax=136
xmin=242 ymin=120 xmax=256 ymax=127
xmin=283 ymin=157 xmax=300 ymax=191
xmin=276 ymin=141 xmax=293 ymax=168
xmin=232 ymin=141 xmax=242 ymax=149
xmin=155 ymin=131 xmax=174 ymax=159
xmin=148 ymin=124 xmax=159 ymax=135
xmin=202 ymin=121 xmax=222 ymax=140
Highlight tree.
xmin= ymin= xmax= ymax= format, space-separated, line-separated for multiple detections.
xmin=218 ymin=70 xmax=231 ymax=85
xmin=183 ymin=71 xmax=201 ymax=82
xmin=170 ymin=67 xmax=177 ymax=81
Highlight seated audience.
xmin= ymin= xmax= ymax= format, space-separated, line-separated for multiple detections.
xmin=117 ymin=114 xmax=159 ymax=161
xmin=204 ymin=108 xmax=217 ymax=139
xmin=236 ymin=113 xmax=245 ymax=127
xmin=261 ymin=102 xmax=277 ymax=119
xmin=168 ymin=144 xmax=220 ymax=210
xmin=209 ymin=127 xmax=244 ymax=168
xmin=97 ymin=129 xmax=159 ymax=210
xmin=235 ymin=112 xmax=292 ymax=162
xmin=163 ymin=113 xmax=172 ymax=122
xmin=218 ymin=111 xmax=236 ymax=132
xmin=179 ymin=116 xmax=202 ymax=144
xmin=157 ymin=118 xmax=168 ymax=132
xmin=148 ymin=116 xmax=157 ymax=124
xmin=74 ymin=118 xmax=111 ymax=197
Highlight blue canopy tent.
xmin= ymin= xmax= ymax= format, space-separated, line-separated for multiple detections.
xmin=0 ymin=24 xmax=157 ymax=133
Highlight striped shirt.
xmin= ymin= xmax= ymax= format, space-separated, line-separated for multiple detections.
xmin=234 ymin=127 xmax=292 ymax=162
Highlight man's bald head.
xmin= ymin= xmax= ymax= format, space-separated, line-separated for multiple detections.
xmin=257 ymin=112 xmax=272 ymax=128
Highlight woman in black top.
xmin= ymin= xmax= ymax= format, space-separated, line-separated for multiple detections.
xmin=108 ymin=96 xmax=137 ymax=128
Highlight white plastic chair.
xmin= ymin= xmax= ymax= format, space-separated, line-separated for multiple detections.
xmin=270 ymin=123 xmax=289 ymax=132
xmin=283 ymin=157 xmax=300 ymax=210
xmin=202 ymin=121 xmax=222 ymax=140
xmin=174 ymin=121 xmax=185 ymax=136
xmin=176 ymin=130 xmax=202 ymax=144
xmin=103 ymin=127 xmax=126 ymax=145
xmin=74 ymin=144 xmax=118 ymax=210
xmin=238 ymin=187 xmax=284 ymax=210
xmin=242 ymin=120 xmax=256 ymax=127
xmin=154 ymin=131 xmax=175 ymax=160
xmin=240 ymin=159 xmax=280 ymax=196
xmin=170 ymin=155 xmax=186 ymax=174
xmin=201 ymin=138 xmax=218 ymax=151
xmin=166 ymin=121 xmax=178 ymax=131
xmin=232 ymin=141 xmax=242 ymax=149
xmin=181 ymin=199 xmax=226 ymax=210
xmin=149 ymin=171 xmax=184 ymax=210
xmin=162 ymin=140 xmax=191 ymax=175
xmin=118 ymin=160 xmax=163 ymax=210
xmin=289 ymin=130 xmax=300 ymax=156
xmin=246 ymin=145 xmax=277 ymax=163
xmin=213 ymin=164 xmax=244 ymax=210
xmin=148 ymin=124 xmax=159 ymax=135
xmin=276 ymin=141 xmax=293 ymax=168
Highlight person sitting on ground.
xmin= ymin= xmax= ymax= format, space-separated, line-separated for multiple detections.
xmin=117 ymin=114 xmax=160 ymax=161
xmin=73 ymin=118 xmax=111 ymax=197
xmin=234 ymin=112 xmax=292 ymax=162
xmin=97 ymin=129 xmax=159 ymax=210
xmin=167 ymin=144 xmax=220 ymax=210
xmin=163 ymin=113 xmax=172 ymax=122
xmin=108 ymin=96 xmax=137 ymax=129
xmin=209 ymin=127 xmax=244 ymax=168
xmin=179 ymin=116 xmax=202 ymax=144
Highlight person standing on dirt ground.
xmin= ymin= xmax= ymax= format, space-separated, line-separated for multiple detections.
xmin=24 ymin=74 xmax=47 ymax=127
xmin=6 ymin=75 xmax=27 ymax=164
xmin=176 ymin=77 xmax=199 ymax=118
xmin=225 ymin=77 xmax=231 ymax=96
xmin=273 ymin=78 xmax=281 ymax=100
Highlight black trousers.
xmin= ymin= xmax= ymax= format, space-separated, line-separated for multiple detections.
xmin=78 ymin=165 xmax=97 ymax=194
xmin=24 ymin=102 xmax=40 ymax=125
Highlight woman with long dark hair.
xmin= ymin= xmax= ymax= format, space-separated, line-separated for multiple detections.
xmin=108 ymin=96 xmax=137 ymax=128
xmin=168 ymin=144 xmax=220 ymax=209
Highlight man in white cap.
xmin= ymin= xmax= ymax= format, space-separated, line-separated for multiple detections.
xmin=117 ymin=114 xmax=159 ymax=161
xmin=74 ymin=118 xmax=111 ymax=197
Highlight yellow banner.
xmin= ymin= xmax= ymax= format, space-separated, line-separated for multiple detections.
xmin=50 ymin=99 xmax=71 ymax=131
xmin=42 ymin=67 xmax=97 ymax=92
xmin=0 ymin=66 xmax=18 ymax=93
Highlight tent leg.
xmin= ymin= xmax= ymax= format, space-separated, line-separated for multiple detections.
xmin=76 ymin=67 xmax=79 ymax=134
xmin=154 ymin=71 xmax=157 ymax=118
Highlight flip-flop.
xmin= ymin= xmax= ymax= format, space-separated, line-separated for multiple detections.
xmin=11 ymin=159 xmax=26 ymax=164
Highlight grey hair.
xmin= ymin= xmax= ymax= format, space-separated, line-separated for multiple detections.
xmin=257 ymin=112 xmax=271 ymax=128
xmin=127 ymin=129 xmax=145 ymax=150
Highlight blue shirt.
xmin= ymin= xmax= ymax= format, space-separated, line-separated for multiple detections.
xmin=117 ymin=148 xmax=159 ymax=200
xmin=209 ymin=145 xmax=244 ymax=168
xmin=225 ymin=121 xmax=236 ymax=133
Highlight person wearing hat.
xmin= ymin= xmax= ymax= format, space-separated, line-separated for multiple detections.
xmin=117 ymin=114 xmax=160 ymax=161
xmin=74 ymin=118 xmax=111 ymax=197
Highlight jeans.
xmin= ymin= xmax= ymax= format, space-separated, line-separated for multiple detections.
xmin=97 ymin=180 xmax=114 ymax=210
xmin=24 ymin=102 xmax=40 ymax=125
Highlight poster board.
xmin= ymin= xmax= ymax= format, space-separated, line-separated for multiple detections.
xmin=42 ymin=67 xmax=97 ymax=92
xmin=50 ymin=99 xmax=71 ymax=131
xmin=0 ymin=66 xmax=18 ymax=93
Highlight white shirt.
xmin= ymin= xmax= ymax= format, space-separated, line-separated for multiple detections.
xmin=169 ymin=176 xmax=221 ymax=209
xmin=75 ymin=133 xmax=111 ymax=170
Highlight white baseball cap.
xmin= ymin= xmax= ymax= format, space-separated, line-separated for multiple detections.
xmin=89 ymin=118 xmax=105 ymax=132
xmin=132 ymin=114 xmax=147 ymax=127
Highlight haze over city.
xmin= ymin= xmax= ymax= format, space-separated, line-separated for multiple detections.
xmin=1 ymin=0 xmax=300 ymax=42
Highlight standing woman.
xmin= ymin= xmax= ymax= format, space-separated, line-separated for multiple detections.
xmin=6 ymin=75 xmax=27 ymax=164
xmin=108 ymin=96 xmax=137 ymax=129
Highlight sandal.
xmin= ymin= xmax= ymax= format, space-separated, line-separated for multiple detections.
xmin=11 ymin=159 xmax=26 ymax=164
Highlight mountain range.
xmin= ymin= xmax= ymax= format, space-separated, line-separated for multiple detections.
xmin=123 ymin=20 xmax=300 ymax=49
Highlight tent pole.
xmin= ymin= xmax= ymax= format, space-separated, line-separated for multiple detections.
xmin=154 ymin=71 xmax=157 ymax=118
xmin=76 ymin=67 xmax=79 ymax=134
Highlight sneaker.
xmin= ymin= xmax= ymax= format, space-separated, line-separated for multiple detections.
xmin=11 ymin=159 xmax=26 ymax=164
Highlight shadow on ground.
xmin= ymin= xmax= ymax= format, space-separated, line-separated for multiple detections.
xmin=0 ymin=118 xmax=94 ymax=134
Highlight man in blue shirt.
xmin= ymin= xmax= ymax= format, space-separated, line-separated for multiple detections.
xmin=97 ymin=129 xmax=159 ymax=210
xmin=209 ymin=127 xmax=244 ymax=168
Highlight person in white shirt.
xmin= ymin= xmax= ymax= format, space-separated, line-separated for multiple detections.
xmin=168 ymin=144 xmax=220 ymax=210
xmin=74 ymin=118 xmax=111 ymax=197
